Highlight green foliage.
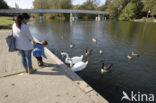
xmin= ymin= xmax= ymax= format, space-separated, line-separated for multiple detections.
xmin=0 ymin=0 xmax=9 ymax=9
xmin=79 ymin=0 xmax=96 ymax=10
xmin=33 ymin=0 xmax=71 ymax=9
xmin=143 ymin=0 xmax=156 ymax=16
xmin=103 ymin=0 xmax=130 ymax=19
xmin=72 ymin=5 xmax=81 ymax=10
xmin=33 ymin=0 xmax=156 ymax=20
xmin=119 ymin=2 xmax=137 ymax=20
xmin=119 ymin=0 xmax=143 ymax=20
xmin=76 ymin=0 xmax=98 ymax=20
xmin=33 ymin=0 xmax=71 ymax=19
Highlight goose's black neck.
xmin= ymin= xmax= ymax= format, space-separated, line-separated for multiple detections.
xmin=102 ymin=63 xmax=105 ymax=68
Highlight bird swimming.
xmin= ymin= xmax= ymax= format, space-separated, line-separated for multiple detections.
xmin=99 ymin=50 xmax=103 ymax=55
xmin=70 ymin=42 xmax=75 ymax=48
xmin=101 ymin=62 xmax=113 ymax=74
xmin=70 ymin=61 xmax=88 ymax=72
xmin=61 ymin=51 xmax=83 ymax=64
xmin=131 ymin=51 xmax=139 ymax=57
xmin=127 ymin=55 xmax=132 ymax=60
xmin=85 ymin=49 xmax=93 ymax=57
xmin=92 ymin=38 xmax=97 ymax=42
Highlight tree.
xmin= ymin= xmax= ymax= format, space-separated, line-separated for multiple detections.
xmin=33 ymin=0 xmax=71 ymax=9
xmin=119 ymin=0 xmax=143 ymax=20
xmin=77 ymin=0 xmax=98 ymax=19
xmin=33 ymin=0 xmax=49 ymax=9
xmin=72 ymin=5 xmax=81 ymax=10
xmin=104 ymin=0 xmax=130 ymax=19
xmin=143 ymin=0 xmax=156 ymax=16
xmin=33 ymin=0 xmax=71 ymax=19
xmin=0 ymin=0 xmax=9 ymax=9
xmin=99 ymin=0 xmax=111 ymax=11
xmin=79 ymin=0 xmax=96 ymax=10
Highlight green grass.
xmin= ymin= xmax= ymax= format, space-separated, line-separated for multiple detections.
xmin=0 ymin=16 xmax=14 ymax=29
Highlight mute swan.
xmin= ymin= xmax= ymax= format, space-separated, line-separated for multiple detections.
xmin=127 ymin=55 xmax=132 ymax=60
xmin=92 ymin=38 xmax=97 ymax=43
xmin=131 ymin=51 xmax=139 ymax=57
xmin=101 ymin=63 xmax=113 ymax=74
xmin=99 ymin=50 xmax=103 ymax=55
xmin=61 ymin=52 xmax=83 ymax=64
xmin=71 ymin=61 xmax=88 ymax=72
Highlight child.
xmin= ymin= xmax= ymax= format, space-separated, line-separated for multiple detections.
xmin=32 ymin=40 xmax=48 ymax=66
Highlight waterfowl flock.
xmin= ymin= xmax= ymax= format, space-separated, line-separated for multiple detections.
xmin=60 ymin=37 xmax=139 ymax=75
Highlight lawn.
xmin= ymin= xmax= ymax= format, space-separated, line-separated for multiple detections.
xmin=0 ymin=16 xmax=14 ymax=29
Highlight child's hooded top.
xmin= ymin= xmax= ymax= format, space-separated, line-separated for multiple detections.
xmin=32 ymin=43 xmax=46 ymax=58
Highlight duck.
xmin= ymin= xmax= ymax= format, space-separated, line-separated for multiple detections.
xmin=101 ymin=62 xmax=113 ymax=74
xmin=61 ymin=51 xmax=83 ymax=64
xmin=127 ymin=55 xmax=132 ymax=60
xmin=92 ymin=38 xmax=97 ymax=43
xmin=131 ymin=51 xmax=139 ymax=57
xmin=70 ymin=43 xmax=75 ymax=48
xmin=71 ymin=61 xmax=88 ymax=72
xmin=99 ymin=50 xmax=103 ymax=55
xmin=85 ymin=49 xmax=93 ymax=57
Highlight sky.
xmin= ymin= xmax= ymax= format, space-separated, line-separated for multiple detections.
xmin=4 ymin=0 xmax=106 ymax=9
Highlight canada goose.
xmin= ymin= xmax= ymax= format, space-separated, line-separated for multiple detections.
xmin=71 ymin=61 xmax=88 ymax=72
xmin=92 ymin=38 xmax=97 ymax=43
xmin=127 ymin=55 xmax=132 ymax=60
xmin=99 ymin=50 xmax=103 ymax=55
xmin=131 ymin=51 xmax=139 ymax=57
xmin=101 ymin=63 xmax=113 ymax=74
xmin=85 ymin=49 xmax=93 ymax=56
xmin=61 ymin=52 xmax=83 ymax=64
xmin=70 ymin=43 xmax=75 ymax=48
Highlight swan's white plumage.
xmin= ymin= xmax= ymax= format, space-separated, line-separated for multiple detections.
xmin=71 ymin=61 xmax=88 ymax=72
xmin=61 ymin=52 xmax=83 ymax=64
xmin=71 ymin=55 xmax=83 ymax=64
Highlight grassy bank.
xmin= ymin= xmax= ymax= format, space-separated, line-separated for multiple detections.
xmin=134 ymin=17 xmax=156 ymax=23
xmin=0 ymin=16 xmax=14 ymax=29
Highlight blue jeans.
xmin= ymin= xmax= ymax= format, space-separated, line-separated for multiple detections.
xmin=19 ymin=50 xmax=32 ymax=68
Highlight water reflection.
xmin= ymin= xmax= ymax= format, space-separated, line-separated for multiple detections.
xmin=29 ymin=20 xmax=156 ymax=103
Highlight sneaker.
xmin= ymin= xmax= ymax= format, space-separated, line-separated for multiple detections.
xmin=38 ymin=62 xmax=44 ymax=67
xmin=29 ymin=68 xmax=37 ymax=74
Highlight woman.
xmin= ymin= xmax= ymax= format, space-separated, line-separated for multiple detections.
xmin=12 ymin=13 xmax=36 ymax=74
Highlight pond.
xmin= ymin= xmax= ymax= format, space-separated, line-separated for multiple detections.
xmin=29 ymin=20 xmax=156 ymax=103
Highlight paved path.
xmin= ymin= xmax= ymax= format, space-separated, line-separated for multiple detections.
xmin=0 ymin=30 xmax=108 ymax=103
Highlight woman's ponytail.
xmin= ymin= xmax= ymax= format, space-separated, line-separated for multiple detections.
xmin=15 ymin=13 xmax=30 ymax=29
xmin=15 ymin=14 xmax=23 ymax=29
